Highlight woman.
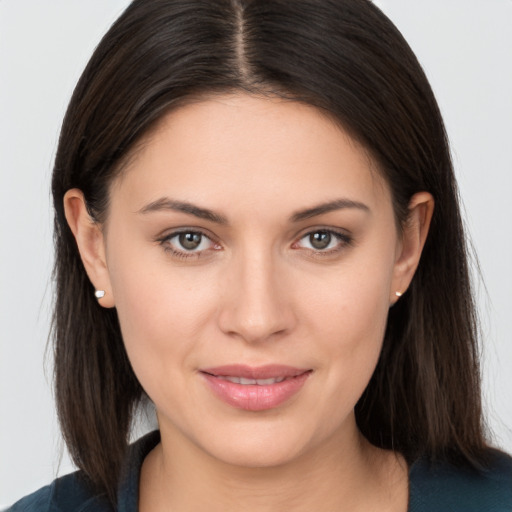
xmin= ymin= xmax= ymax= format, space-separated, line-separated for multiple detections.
xmin=8 ymin=0 xmax=512 ymax=510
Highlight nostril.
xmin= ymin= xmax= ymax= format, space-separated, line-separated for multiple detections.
xmin=218 ymin=304 xmax=293 ymax=343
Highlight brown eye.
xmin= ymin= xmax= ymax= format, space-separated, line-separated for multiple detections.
xmin=158 ymin=229 xmax=221 ymax=260
xmin=178 ymin=232 xmax=203 ymax=250
xmin=309 ymin=231 xmax=332 ymax=250
xmin=294 ymin=229 xmax=352 ymax=253
xmin=162 ymin=230 xmax=215 ymax=255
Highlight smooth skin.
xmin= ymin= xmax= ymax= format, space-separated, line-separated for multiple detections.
xmin=64 ymin=94 xmax=434 ymax=512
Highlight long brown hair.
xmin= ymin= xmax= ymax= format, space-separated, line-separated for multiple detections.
xmin=52 ymin=0 xmax=486 ymax=504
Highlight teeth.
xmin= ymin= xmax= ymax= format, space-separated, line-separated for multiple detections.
xmin=220 ymin=376 xmax=287 ymax=385
xmin=256 ymin=377 xmax=283 ymax=385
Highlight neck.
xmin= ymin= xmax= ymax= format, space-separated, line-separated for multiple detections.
xmin=139 ymin=420 xmax=408 ymax=512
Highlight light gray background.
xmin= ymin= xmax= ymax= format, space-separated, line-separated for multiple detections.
xmin=1 ymin=0 xmax=511 ymax=507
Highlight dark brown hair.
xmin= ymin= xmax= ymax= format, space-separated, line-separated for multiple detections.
xmin=52 ymin=0 xmax=487 ymax=504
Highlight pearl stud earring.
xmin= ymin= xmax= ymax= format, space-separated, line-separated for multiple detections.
xmin=94 ymin=290 xmax=106 ymax=299
xmin=395 ymin=291 xmax=403 ymax=298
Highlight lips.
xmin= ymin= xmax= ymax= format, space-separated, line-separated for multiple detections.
xmin=217 ymin=376 xmax=287 ymax=385
xmin=200 ymin=365 xmax=312 ymax=411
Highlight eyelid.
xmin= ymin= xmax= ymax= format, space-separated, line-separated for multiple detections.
xmin=156 ymin=227 xmax=221 ymax=258
xmin=156 ymin=226 xmax=219 ymax=243
xmin=155 ymin=225 xmax=352 ymax=260
xmin=292 ymin=227 xmax=353 ymax=253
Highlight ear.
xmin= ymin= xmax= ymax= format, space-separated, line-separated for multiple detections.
xmin=391 ymin=191 xmax=434 ymax=304
xmin=63 ymin=189 xmax=115 ymax=308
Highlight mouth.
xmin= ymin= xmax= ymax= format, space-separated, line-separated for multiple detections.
xmin=213 ymin=375 xmax=288 ymax=385
xmin=200 ymin=365 xmax=312 ymax=411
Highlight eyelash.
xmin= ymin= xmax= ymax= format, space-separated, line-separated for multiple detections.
xmin=292 ymin=229 xmax=353 ymax=257
xmin=157 ymin=229 xmax=220 ymax=260
xmin=157 ymin=228 xmax=353 ymax=260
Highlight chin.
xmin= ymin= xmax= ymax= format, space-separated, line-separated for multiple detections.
xmin=207 ymin=438 xmax=307 ymax=469
xmin=190 ymin=416 xmax=324 ymax=469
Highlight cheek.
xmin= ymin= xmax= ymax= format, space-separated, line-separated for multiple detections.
xmin=300 ymin=247 xmax=395 ymax=386
xmin=105 ymin=240 xmax=220 ymax=386
xmin=299 ymin=269 xmax=391 ymax=431
xmin=316 ymin=286 xmax=389 ymax=386
xmin=304 ymin=254 xmax=394 ymax=342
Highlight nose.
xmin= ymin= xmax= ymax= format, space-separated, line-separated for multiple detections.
xmin=217 ymin=250 xmax=296 ymax=344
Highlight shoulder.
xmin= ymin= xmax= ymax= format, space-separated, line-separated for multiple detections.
xmin=409 ymin=450 xmax=512 ymax=512
xmin=6 ymin=431 xmax=160 ymax=512
xmin=6 ymin=471 xmax=112 ymax=512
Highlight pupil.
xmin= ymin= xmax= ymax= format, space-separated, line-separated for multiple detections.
xmin=310 ymin=231 xmax=331 ymax=249
xmin=179 ymin=232 xmax=202 ymax=250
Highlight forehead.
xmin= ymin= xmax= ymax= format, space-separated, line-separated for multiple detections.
xmin=111 ymin=94 xmax=391 ymax=218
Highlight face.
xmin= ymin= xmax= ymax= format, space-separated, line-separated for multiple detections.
xmin=91 ymin=94 xmax=412 ymax=467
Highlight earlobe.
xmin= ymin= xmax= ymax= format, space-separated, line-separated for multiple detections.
xmin=391 ymin=191 xmax=434 ymax=304
xmin=63 ymin=189 xmax=115 ymax=308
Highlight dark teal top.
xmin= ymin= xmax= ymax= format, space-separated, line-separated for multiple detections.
xmin=8 ymin=431 xmax=512 ymax=511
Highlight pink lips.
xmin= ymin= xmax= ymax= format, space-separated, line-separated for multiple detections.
xmin=200 ymin=365 xmax=312 ymax=411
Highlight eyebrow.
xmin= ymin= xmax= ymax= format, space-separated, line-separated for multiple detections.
xmin=290 ymin=199 xmax=370 ymax=222
xmin=137 ymin=197 xmax=369 ymax=224
xmin=137 ymin=198 xmax=228 ymax=224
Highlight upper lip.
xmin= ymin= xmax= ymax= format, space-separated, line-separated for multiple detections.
xmin=200 ymin=364 xmax=311 ymax=379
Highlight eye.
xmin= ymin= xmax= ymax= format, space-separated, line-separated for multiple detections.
xmin=294 ymin=229 xmax=351 ymax=253
xmin=174 ymin=232 xmax=207 ymax=251
xmin=159 ymin=230 xmax=219 ymax=258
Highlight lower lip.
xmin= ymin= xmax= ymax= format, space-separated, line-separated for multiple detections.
xmin=201 ymin=372 xmax=311 ymax=411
